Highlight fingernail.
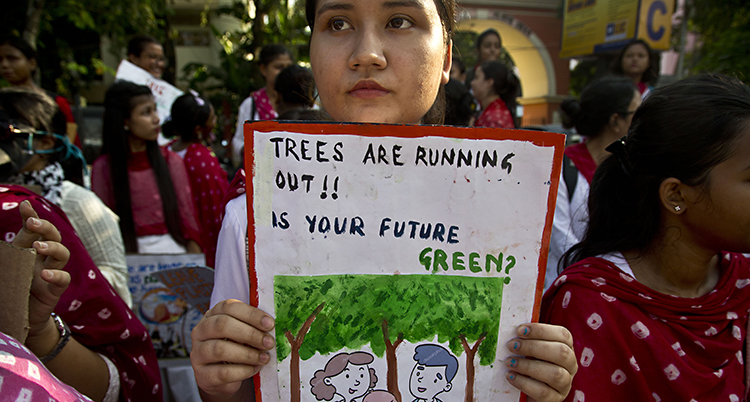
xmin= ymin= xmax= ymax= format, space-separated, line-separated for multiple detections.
xmin=513 ymin=341 xmax=520 ymax=350
xmin=263 ymin=335 xmax=275 ymax=349
xmin=42 ymin=270 xmax=53 ymax=279
xmin=509 ymin=358 xmax=517 ymax=368
xmin=30 ymin=218 xmax=41 ymax=227
xmin=262 ymin=316 xmax=274 ymax=330
xmin=35 ymin=241 xmax=48 ymax=250
xmin=260 ymin=352 xmax=270 ymax=363
xmin=522 ymin=326 xmax=529 ymax=336
xmin=507 ymin=372 xmax=516 ymax=381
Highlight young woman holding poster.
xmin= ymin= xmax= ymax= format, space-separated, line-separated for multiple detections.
xmin=191 ymin=1 xmax=577 ymax=401
xmin=542 ymin=74 xmax=750 ymax=401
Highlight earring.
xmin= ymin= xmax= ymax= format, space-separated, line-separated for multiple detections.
xmin=124 ymin=125 xmax=130 ymax=131
xmin=674 ymin=205 xmax=681 ymax=212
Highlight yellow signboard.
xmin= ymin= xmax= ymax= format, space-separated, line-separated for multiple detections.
xmin=560 ymin=0 xmax=673 ymax=58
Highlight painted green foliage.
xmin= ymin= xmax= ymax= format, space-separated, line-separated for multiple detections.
xmin=274 ymin=274 xmax=504 ymax=365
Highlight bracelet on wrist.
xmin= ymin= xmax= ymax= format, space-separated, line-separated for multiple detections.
xmin=39 ymin=313 xmax=71 ymax=364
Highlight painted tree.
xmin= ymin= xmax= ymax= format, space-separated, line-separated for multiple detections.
xmin=275 ymin=274 xmax=504 ymax=402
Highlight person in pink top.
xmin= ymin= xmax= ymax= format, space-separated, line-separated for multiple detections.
xmin=231 ymin=44 xmax=294 ymax=165
xmin=165 ymin=93 xmax=229 ymax=268
xmin=471 ymin=60 xmax=519 ymax=129
xmin=92 ymin=81 xmax=201 ymax=254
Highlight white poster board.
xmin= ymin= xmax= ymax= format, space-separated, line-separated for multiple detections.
xmin=247 ymin=122 xmax=564 ymax=402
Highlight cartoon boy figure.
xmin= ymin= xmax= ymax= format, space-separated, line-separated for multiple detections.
xmin=409 ymin=344 xmax=459 ymax=402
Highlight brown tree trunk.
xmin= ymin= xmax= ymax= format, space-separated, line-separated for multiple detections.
xmin=382 ymin=320 xmax=403 ymax=402
xmin=284 ymin=303 xmax=325 ymax=402
xmin=23 ymin=0 xmax=45 ymax=48
xmin=459 ymin=333 xmax=486 ymax=402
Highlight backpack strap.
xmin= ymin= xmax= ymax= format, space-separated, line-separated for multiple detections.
xmin=562 ymin=154 xmax=578 ymax=200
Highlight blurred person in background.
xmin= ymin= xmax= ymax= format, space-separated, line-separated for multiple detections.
xmin=92 ymin=81 xmax=201 ymax=255
xmin=1 ymin=87 xmax=132 ymax=307
xmin=611 ymin=39 xmax=658 ymax=100
xmin=165 ymin=92 xmax=228 ymax=268
xmin=127 ymin=34 xmax=165 ymax=79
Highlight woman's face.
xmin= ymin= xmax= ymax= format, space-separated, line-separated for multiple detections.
xmin=310 ymin=0 xmax=451 ymax=124
xmin=621 ymin=43 xmax=650 ymax=78
xmin=129 ymin=43 xmax=166 ymax=78
xmin=470 ymin=66 xmax=492 ymax=102
xmin=324 ymin=363 xmax=371 ymax=401
xmin=0 ymin=44 xmax=35 ymax=85
xmin=260 ymin=54 xmax=293 ymax=92
xmin=478 ymin=33 xmax=501 ymax=62
xmin=125 ymin=95 xmax=161 ymax=143
xmin=681 ymin=124 xmax=750 ymax=254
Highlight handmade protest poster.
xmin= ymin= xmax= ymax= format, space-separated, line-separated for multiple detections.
xmin=126 ymin=253 xmax=208 ymax=358
xmin=245 ymin=121 xmax=564 ymax=402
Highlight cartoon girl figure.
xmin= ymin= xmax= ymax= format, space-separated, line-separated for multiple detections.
xmin=310 ymin=352 xmax=378 ymax=402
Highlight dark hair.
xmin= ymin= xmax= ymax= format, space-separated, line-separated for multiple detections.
xmin=562 ymin=76 xmax=636 ymax=138
xmin=259 ymin=44 xmax=293 ymax=66
xmin=162 ymin=93 xmax=212 ymax=142
xmin=477 ymin=60 xmax=520 ymax=123
xmin=611 ymin=39 xmax=658 ymax=86
xmin=0 ymin=35 xmax=37 ymax=61
xmin=102 ymin=80 xmax=187 ymax=252
xmin=562 ymin=74 xmax=750 ymax=270
xmin=274 ymin=65 xmax=314 ymax=108
xmin=443 ymin=78 xmax=474 ymax=126
xmin=476 ymin=28 xmax=501 ymax=51
xmin=127 ymin=34 xmax=161 ymax=58
xmin=304 ymin=0 xmax=456 ymax=125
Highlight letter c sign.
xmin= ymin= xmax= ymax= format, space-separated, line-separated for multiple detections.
xmin=647 ymin=1 xmax=667 ymax=41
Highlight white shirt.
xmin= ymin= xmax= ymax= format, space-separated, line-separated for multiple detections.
xmin=210 ymin=195 xmax=250 ymax=307
xmin=545 ymin=170 xmax=590 ymax=292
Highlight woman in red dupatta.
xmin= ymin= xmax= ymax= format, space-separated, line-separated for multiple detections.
xmin=541 ymin=74 xmax=750 ymax=401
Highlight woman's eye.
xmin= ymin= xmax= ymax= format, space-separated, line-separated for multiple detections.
xmin=330 ymin=18 xmax=352 ymax=31
xmin=388 ymin=17 xmax=413 ymax=29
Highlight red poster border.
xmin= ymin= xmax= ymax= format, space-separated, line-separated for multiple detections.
xmin=244 ymin=121 xmax=565 ymax=402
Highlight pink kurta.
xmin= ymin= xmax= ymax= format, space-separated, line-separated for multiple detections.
xmin=92 ymin=148 xmax=201 ymax=246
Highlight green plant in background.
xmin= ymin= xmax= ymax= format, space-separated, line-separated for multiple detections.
xmin=275 ymin=274 xmax=503 ymax=402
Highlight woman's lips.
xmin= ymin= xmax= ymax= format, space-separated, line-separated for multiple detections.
xmin=349 ymin=80 xmax=389 ymax=99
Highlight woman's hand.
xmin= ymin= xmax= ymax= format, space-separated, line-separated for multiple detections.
xmin=12 ymin=201 xmax=71 ymax=354
xmin=191 ymin=299 xmax=275 ymax=398
xmin=505 ymin=323 xmax=577 ymax=402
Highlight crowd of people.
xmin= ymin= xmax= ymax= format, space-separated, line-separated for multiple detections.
xmin=0 ymin=0 xmax=748 ymax=401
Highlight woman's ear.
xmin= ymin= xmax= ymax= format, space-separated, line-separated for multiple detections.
xmin=441 ymin=40 xmax=452 ymax=85
xmin=659 ymin=177 xmax=687 ymax=215
xmin=609 ymin=112 xmax=620 ymax=130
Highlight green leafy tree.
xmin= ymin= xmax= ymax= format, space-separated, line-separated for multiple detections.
xmin=2 ymin=0 xmax=171 ymax=95
xmin=689 ymin=0 xmax=750 ymax=82
xmin=275 ymin=274 xmax=504 ymax=402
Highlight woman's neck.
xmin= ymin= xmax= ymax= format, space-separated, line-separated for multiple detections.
xmin=128 ymin=136 xmax=147 ymax=153
xmin=15 ymin=79 xmax=39 ymax=90
xmin=478 ymin=93 xmax=499 ymax=110
xmin=584 ymin=130 xmax=621 ymax=166
xmin=624 ymin=229 xmax=721 ymax=298
xmin=625 ymin=72 xmax=642 ymax=86
xmin=169 ymin=139 xmax=197 ymax=152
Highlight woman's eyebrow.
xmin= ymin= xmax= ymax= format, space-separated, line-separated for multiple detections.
xmin=316 ymin=2 xmax=354 ymax=18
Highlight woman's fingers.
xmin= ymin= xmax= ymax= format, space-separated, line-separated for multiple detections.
xmin=12 ymin=203 xmax=62 ymax=248
xmin=34 ymin=241 xmax=70 ymax=269
xmin=193 ymin=338 xmax=271 ymax=367
xmin=505 ymin=356 xmax=572 ymax=401
xmin=193 ymin=363 xmax=258 ymax=396
xmin=505 ymin=323 xmax=577 ymax=401
xmin=199 ymin=299 xmax=275 ymax=349
xmin=40 ymin=269 xmax=71 ymax=297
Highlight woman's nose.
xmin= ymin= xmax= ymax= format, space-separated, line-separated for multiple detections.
xmin=348 ymin=28 xmax=387 ymax=70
